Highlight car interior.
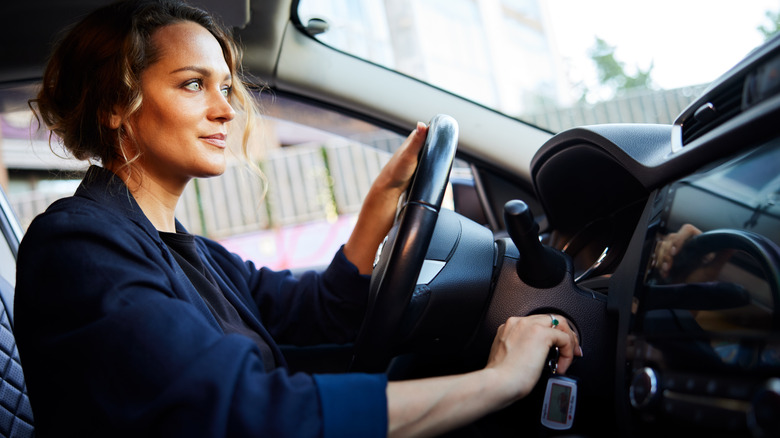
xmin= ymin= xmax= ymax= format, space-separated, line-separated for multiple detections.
xmin=1 ymin=0 xmax=779 ymax=437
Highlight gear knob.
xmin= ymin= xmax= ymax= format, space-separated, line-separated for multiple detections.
xmin=504 ymin=200 xmax=566 ymax=288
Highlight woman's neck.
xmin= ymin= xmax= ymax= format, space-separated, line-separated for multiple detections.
xmin=131 ymin=184 xmax=181 ymax=233
xmin=107 ymin=163 xmax=185 ymax=233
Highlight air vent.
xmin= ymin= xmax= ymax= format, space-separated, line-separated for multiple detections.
xmin=681 ymin=79 xmax=744 ymax=145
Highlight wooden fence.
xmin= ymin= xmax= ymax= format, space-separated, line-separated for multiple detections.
xmin=7 ymin=139 xmax=394 ymax=238
xmin=526 ymin=85 xmax=707 ymax=132
xmin=173 ymin=139 xmax=392 ymax=238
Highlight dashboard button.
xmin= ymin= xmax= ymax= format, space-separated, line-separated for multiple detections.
xmin=629 ymin=367 xmax=659 ymax=409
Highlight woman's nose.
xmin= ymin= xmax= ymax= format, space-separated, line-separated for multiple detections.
xmin=210 ymin=91 xmax=236 ymax=122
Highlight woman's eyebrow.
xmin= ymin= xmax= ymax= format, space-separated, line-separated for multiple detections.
xmin=170 ymin=65 xmax=231 ymax=81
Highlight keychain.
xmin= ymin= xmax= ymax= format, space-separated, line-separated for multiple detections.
xmin=540 ymin=347 xmax=578 ymax=430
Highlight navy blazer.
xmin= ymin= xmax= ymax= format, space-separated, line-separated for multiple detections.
xmin=15 ymin=166 xmax=387 ymax=437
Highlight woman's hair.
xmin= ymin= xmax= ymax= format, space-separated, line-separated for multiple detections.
xmin=31 ymin=0 xmax=259 ymax=168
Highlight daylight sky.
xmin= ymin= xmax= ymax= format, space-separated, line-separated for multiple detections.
xmin=546 ymin=0 xmax=779 ymax=89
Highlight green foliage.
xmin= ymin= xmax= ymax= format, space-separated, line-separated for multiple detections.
xmin=588 ymin=37 xmax=654 ymax=95
xmin=758 ymin=8 xmax=780 ymax=40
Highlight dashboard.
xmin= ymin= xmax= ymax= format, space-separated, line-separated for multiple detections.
xmin=627 ymin=138 xmax=780 ymax=436
xmin=523 ymin=33 xmax=780 ymax=437
xmin=333 ymin=30 xmax=780 ymax=438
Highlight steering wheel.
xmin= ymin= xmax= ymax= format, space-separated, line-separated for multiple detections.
xmin=350 ymin=114 xmax=458 ymax=372
xmin=669 ymin=228 xmax=780 ymax=328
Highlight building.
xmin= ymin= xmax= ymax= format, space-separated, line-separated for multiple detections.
xmin=298 ymin=0 xmax=564 ymax=117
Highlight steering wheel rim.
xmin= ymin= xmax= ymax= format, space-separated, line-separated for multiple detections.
xmin=671 ymin=228 xmax=780 ymax=328
xmin=350 ymin=114 xmax=458 ymax=372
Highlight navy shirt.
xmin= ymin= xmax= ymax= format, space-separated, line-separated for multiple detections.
xmin=15 ymin=165 xmax=388 ymax=437
xmin=160 ymin=230 xmax=277 ymax=371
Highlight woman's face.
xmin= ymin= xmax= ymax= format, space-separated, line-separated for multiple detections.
xmin=125 ymin=21 xmax=235 ymax=189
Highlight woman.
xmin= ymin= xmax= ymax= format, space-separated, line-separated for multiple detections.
xmin=15 ymin=1 xmax=581 ymax=437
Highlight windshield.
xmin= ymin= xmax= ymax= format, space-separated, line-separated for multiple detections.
xmin=297 ymin=0 xmax=780 ymax=132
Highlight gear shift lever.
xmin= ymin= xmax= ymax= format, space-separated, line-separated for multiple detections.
xmin=503 ymin=200 xmax=566 ymax=288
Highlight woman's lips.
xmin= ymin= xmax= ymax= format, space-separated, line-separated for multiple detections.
xmin=201 ymin=133 xmax=227 ymax=148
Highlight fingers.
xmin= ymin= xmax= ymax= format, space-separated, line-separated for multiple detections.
xmin=394 ymin=122 xmax=428 ymax=182
xmin=374 ymin=122 xmax=428 ymax=193
xmin=653 ymin=224 xmax=703 ymax=278
xmin=486 ymin=313 xmax=582 ymax=401
xmin=653 ymin=236 xmax=677 ymax=277
xmin=407 ymin=121 xmax=428 ymax=146
xmin=344 ymin=122 xmax=431 ymax=275
xmin=537 ymin=313 xmax=581 ymax=374
xmin=409 ymin=121 xmax=428 ymax=146
xmin=395 ymin=122 xmax=427 ymax=162
xmin=678 ymin=223 xmax=702 ymax=240
xmin=551 ymin=317 xmax=581 ymax=374
xmin=500 ymin=313 xmax=582 ymax=374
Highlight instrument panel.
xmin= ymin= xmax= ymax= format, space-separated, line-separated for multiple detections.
xmin=627 ymin=139 xmax=780 ymax=436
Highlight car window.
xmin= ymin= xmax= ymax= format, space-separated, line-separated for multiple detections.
xmin=297 ymin=0 xmax=780 ymax=132
xmin=180 ymin=93 xmax=410 ymax=269
xmin=0 ymin=85 xmax=427 ymax=270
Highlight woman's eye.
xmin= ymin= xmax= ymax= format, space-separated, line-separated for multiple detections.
xmin=221 ymin=86 xmax=232 ymax=98
xmin=184 ymin=80 xmax=202 ymax=91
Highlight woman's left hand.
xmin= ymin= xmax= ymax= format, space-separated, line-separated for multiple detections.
xmin=344 ymin=122 xmax=428 ymax=274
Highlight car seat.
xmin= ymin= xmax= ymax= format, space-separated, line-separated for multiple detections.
xmin=0 ymin=274 xmax=34 ymax=437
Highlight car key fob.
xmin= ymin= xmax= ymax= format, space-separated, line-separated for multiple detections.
xmin=541 ymin=347 xmax=577 ymax=430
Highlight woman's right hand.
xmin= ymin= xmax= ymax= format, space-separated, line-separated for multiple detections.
xmin=484 ymin=314 xmax=582 ymax=403
xmin=386 ymin=313 xmax=582 ymax=438
xmin=343 ymin=122 xmax=428 ymax=275
xmin=652 ymin=223 xmax=702 ymax=279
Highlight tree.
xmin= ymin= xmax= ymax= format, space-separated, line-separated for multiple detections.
xmin=580 ymin=37 xmax=654 ymax=102
xmin=758 ymin=8 xmax=780 ymax=41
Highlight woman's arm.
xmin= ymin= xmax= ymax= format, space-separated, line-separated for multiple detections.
xmin=343 ymin=124 xmax=585 ymax=437
xmin=245 ymin=123 xmax=427 ymax=343
xmin=249 ymin=121 xmax=422 ymax=342
xmin=343 ymin=122 xmax=428 ymax=275
xmin=387 ymin=314 xmax=582 ymax=438
xmin=15 ymin=203 xmax=383 ymax=437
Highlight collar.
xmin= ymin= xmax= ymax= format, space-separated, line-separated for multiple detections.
xmin=74 ymin=165 xmax=168 ymax=246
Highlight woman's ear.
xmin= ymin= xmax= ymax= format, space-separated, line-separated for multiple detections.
xmin=109 ymin=106 xmax=122 ymax=129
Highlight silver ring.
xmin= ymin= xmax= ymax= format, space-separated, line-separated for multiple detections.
xmin=550 ymin=314 xmax=559 ymax=328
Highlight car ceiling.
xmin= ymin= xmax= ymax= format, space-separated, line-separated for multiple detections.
xmin=0 ymin=0 xmax=550 ymax=184
xmin=0 ymin=0 xmax=272 ymax=83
